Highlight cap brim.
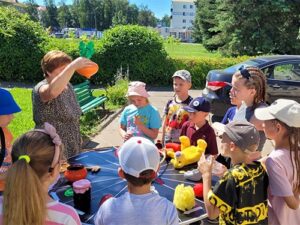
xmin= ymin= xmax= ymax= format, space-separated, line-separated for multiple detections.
xmin=254 ymin=107 xmax=275 ymax=121
xmin=212 ymin=122 xmax=226 ymax=136
xmin=0 ymin=104 xmax=21 ymax=115
xmin=183 ymin=106 xmax=197 ymax=113
xmin=172 ymin=74 xmax=188 ymax=81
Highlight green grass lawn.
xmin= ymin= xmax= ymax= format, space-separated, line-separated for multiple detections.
xmin=164 ymin=43 xmax=221 ymax=58
xmin=8 ymin=88 xmax=35 ymax=139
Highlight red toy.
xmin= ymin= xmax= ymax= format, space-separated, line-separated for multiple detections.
xmin=193 ymin=183 xmax=203 ymax=198
xmin=64 ymin=164 xmax=87 ymax=182
xmin=165 ymin=143 xmax=181 ymax=152
xmin=99 ymin=194 xmax=113 ymax=206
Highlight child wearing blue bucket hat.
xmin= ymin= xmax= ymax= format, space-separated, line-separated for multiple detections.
xmin=0 ymin=88 xmax=21 ymax=190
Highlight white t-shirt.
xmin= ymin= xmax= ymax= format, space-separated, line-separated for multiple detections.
xmin=266 ymin=148 xmax=300 ymax=225
xmin=94 ymin=191 xmax=179 ymax=225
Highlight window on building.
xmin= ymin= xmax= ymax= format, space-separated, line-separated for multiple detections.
xmin=190 ymin=20 xmax=193 ymax=23
xmin=183 ymin=19 xmax=186 ymax=23
xmin=182 ymin=26 xmax=186 ymax=29
xmin=190 ymin=5 xmax=193 ymax=9
xmin=183 ymin=5 xmax=186 ymax=9
xmin=190 ymin=12 xmax=194 ymax=16
xmin=183 ymin=12 xmax=186 ymax=16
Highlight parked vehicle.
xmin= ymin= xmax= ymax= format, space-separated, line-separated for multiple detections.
xmin=202 ymin=55 xmax=300 ymax=120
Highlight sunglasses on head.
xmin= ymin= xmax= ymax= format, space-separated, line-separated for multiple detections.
xmin=238 ymin=66 xmax=251 ymax=79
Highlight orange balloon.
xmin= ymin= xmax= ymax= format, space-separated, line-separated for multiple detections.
xmin=76 ymin=62 xmax=99 ymax=79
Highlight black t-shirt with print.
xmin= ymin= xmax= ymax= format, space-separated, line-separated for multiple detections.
xmin=208 ymin=161 xmax=268 ymax=225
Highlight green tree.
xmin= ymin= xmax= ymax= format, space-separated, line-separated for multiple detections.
xmin=57 ymin=1 xmax=76 ymax=28
xmin=137 ymin=5 xmax=157 ymax=27
xmin=42 ymin=0 xmax=59 ymax=29
xmin=0 ymin=6 xmax=48 ymax=81
xmin=24 ymin=0 xmax=39 ymax=22
xmin=160 ymin=14 xmax=170 ymax=27
xmin=127 ymin=4 xmax=139 ymax=24
xmin=192 ymin=0 xmax=222 ymax=50
xmin=194 ymin=0 xmax=300 ymax=56
xmin=215 ymin=0 xmax=300 ymax=56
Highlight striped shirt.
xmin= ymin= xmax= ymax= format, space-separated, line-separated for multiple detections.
xmin=0 ymin=197 xmax=81 ymax=225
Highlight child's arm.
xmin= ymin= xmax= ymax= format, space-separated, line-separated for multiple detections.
xmin=198 ymin=155 xmax=220 ymax=219
xmin=284 ymin=193 xmax=300 ymax=210
xmin=119 ymin=125 xmax=132 ymax=141
xmin=266 ymin=156 xmax=299 ymax=209
xmin=161 ymin=116 xmax=167 ymax=144
xmin=135 ymin=116 xmax=159 ymax=140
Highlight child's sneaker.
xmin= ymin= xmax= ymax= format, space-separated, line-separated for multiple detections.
xmin=184 ymin=169 xmax=202 ymax=181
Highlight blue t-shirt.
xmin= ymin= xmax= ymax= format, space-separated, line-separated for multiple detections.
xmin=94 ymin=192 xmax=179 ymax=225
xmin=120 ymin=104 xmax=161 ymax=141
xmin=221 ymin=106 xmax=237 ymax=124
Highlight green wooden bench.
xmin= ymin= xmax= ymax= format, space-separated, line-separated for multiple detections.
xmin=73 ymin=80 xmax=107 ymax=114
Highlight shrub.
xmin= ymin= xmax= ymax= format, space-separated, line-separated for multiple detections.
xmin=106 ymin=78 xmax=129 ymax=106
xmin=0 ymin=6 xmax=48 ymax=82
xmin=95 ymin=25 xmax=175 ymax=86
xmin=172 ymin=56 xmax=250 ymax=88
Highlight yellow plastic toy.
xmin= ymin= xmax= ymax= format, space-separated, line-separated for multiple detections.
xmin=173 ymin=184 xmax=195 ymax=211
xmin=167 ymin=136 xmax=207 ymax=169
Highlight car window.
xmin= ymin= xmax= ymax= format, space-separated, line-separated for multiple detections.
xmin=273 ymin=63 xmax=300 ymax=81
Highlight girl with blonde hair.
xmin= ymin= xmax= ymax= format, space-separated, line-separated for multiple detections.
xmin=0 ymin=123 xmax=81 ymax=225
xmin=255 ymin=99 xmax=300 ymax=224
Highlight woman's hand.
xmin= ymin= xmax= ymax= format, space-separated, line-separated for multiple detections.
xmin=69 ymin=57 xmax=96 ymax=71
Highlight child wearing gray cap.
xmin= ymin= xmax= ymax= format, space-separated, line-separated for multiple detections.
xmin=198 ymin=121 xmax=268 ymax=225
xmin=162 ymin=70 xmax=193 ymax=144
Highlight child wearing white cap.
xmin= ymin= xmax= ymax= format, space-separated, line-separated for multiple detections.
xmin=119 ymin=81 xmax=161 ymax=142
xmin=255 ymin=99 xmax=300 ymax=225
xmin=94 ymin=137 xmax=179 ymax=225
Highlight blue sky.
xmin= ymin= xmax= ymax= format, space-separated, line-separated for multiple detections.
xmin=19 ymin=0 xmax=171 ymax=19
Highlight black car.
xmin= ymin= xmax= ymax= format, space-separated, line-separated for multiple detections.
xmin=202 ymin=55 xmax=300 ymax=120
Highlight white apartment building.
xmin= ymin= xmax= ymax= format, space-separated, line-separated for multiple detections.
xmin=157 ymin=0 xmax=196 ymax=42
xmin=170 ymin=0 xmax=196 ymax=29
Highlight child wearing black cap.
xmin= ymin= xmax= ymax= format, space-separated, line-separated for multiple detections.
xmin=198 ymin=121 xmax=268 ymax=225
xmin=180 ymin=96 xmax=218 ymax=156
xmin=0 ymin=88 xmax=21 ymax=191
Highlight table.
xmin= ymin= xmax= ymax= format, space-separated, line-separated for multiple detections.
xmin=51 ymin=147 xmax=218 ymax=225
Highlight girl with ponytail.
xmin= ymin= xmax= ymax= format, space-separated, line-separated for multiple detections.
xmin=0 ymin=123 xmax=81 ymax=225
